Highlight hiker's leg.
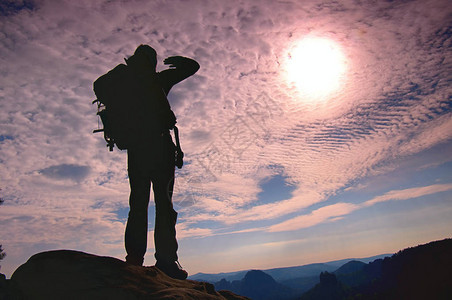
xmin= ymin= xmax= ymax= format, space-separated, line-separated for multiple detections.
xmin=125 ymin=150 xmax=151 ymax=266
xmin=152 ymin=134 xmax=178 ymax=263
xmin=152 ymin=166 xmax=178 ymax=263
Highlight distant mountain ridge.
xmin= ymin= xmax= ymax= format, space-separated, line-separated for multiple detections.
xmin=190 ymin=254 xmax=391 ymax=299
xmin=334 ymin=260 xmax=366 ymax=275
xmin=301 ymin=238 xmax=452 ymax=300
xmin=206 ymin=239 xmax=451 ymax=300
xmin=188 ymin=253 xmax=390 ymax=283
xmin=215 ymin=270 xmax=295 ymax=300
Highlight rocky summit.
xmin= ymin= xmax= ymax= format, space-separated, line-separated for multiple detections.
xmin=7 ymin=250 xmax=249 ymax=299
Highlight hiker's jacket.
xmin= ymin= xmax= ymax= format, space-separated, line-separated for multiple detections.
xmin=125 ymin=52 xmax=199 ymax=143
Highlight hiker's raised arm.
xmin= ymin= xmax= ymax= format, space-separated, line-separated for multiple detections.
xmin=159 ymin=56 xmax=200 ymax=91
xmin=164 ymin=56 xmax=199 ymax=75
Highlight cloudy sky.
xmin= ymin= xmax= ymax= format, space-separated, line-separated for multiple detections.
xmin=1 ymin=0 xmax=451 ymax=277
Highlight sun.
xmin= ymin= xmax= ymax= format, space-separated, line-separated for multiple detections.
xmin=286 ymin=37 xmax=346 ymax=100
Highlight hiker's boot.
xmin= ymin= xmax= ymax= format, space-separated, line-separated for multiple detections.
xmin=155 ymin=260 xmax=188 ymax=280
xmin=125 ymin=255 xmax=144 ymax=266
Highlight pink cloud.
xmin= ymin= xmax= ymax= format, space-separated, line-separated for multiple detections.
xmin=364 ymin=184 xmax=452 ymax=207
xmin=268 ymin=203 xmax=359 ymax=232
xmin=267 ymin=183 xmax=452 ymax=233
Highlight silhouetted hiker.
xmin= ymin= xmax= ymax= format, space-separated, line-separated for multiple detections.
xmin=124 ymin=45 xmax=199 ymax=280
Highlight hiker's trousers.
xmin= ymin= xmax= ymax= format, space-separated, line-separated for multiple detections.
xmin=125 ymin=132 xmax=178 ymax=265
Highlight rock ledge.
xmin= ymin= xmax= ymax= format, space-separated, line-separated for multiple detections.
xmin=8 ymin=250 xmax=248 ymax=299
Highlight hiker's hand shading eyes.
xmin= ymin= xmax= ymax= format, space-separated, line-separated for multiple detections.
xmin=164 ymin=56 xmax=185 ymax=68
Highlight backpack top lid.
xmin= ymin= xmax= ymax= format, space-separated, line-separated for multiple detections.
xmin=93 ymin=64 xmax=130 ymax=105
xmin=93 ymin=64 xmax=142 ymax=150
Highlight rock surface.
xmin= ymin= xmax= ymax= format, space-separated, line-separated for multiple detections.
xmin=8 ymin=250 xmax=249 ymax=299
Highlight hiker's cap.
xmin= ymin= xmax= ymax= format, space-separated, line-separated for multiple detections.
xmin=134 ymin=44 xmax=157 ymax=67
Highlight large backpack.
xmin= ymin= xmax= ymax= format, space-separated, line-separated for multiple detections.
xmin=93 ymin=63 xmax=140 ymax=151
xmin=93 ymin=62 xmax=176 ymax=151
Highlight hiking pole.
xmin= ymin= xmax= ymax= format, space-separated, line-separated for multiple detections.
xmin=173 ymin=126 xmax=184 ymax=169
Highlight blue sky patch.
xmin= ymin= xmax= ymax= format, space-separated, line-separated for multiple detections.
xmin=0 ymin=135 xmax=14 ymax=142
xmin=255 ymin=174 xmax=296 ymax=206
xmin=0 ymin=0 xmax=35 ymax=16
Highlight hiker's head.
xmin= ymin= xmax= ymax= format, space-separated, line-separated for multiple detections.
xmin=134 ymin=44 xmax=157 ymax=70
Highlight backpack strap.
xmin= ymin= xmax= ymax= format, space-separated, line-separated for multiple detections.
xmin=173 ymin=126 xmax=184 ymax=169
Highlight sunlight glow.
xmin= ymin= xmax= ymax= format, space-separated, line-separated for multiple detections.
xmin=286 ymin=37 xmax=346 ymax=100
